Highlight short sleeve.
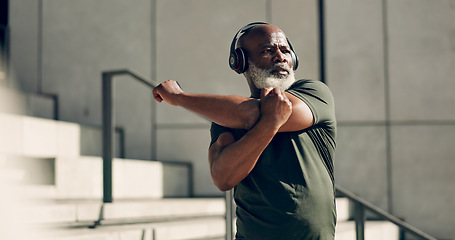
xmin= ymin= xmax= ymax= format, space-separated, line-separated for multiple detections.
xmin=286 ymin=80 xmax=336 ymax=128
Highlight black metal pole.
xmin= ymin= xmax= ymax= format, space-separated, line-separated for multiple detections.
xmin=354 ymin=201 xmax=366 ymax=240
xmin=0 ymin=0 xmax=8 ymax=82
xmin=399 ymin=227 xmax=406 ymax=240
xmin=225 ymin=190 xmax=234 ymax=240
xmin=318 ymin=0 xmax=326 ymax=84
xmin=102 ymin=73 xmax=113 ymax=203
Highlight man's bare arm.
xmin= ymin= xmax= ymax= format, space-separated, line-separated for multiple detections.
xmin=278 ymin=92 xmax=314 ymax=132
xmin=153 ymin=80 xmax=260 ymax=129
xmin=152 ymin=80 xmax=313 ymax=132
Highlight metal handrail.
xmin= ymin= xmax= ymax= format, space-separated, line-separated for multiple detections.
xmin=335 ymin=185 xmax=438 ymax=240
xmin=102 ymin=69 xmax=157 ymax=203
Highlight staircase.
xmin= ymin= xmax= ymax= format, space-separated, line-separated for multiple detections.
xmin=0 ymin=109 xmax=404 ymax=240
xmin=0 ymin=111 xmax=226 ymax=240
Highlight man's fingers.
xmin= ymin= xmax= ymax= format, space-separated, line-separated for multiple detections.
xmin=153 ymin=93 xmax=163 ymax=102
xmin=261 ymin=88 xmax=274 ymax=98
xmin=151 ymin=80 xmax=184 ymax=106
xmin=271 ymin=88 xmax=281 ymax=95
xmin=152 ymin=85 xmax=163 ymax=102
xmin=267 ymin=88 xmax=288 ymax=100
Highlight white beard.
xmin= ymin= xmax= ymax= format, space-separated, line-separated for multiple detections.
xmin=247 ymin=60 xmax=296 ymax=91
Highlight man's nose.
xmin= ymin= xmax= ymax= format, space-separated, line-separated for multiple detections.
xmin=273 ymin=50 xmax=287 ymax=63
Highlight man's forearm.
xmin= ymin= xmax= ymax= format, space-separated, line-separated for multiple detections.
xmin=174 ymin=92 xmax=260 ymax=129
xmin=209 ymin=117 xmax=280 ymax=191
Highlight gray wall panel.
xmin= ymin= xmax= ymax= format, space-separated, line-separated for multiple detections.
xmin=335 ymin=125 xmax=389 ymax=210
xmin=41 ymin=0 xmax=153 ymax=159
xmin=391 ymin=125 xmax=455 ymax=238
xmin=9 ymin=0 xmax=40 ymax=92
xmin=271 ymin=0 xmax=320 ymax=81
xmin=388 ymin=0 xmax=455 ymax=121
xmin=326 ymin=0 xmax=386 ymax=122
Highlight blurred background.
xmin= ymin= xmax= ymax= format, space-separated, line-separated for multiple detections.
xmin=1 ymin=0 xmax=454 ymax=239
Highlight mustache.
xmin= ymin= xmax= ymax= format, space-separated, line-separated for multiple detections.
xmin=271 ymin=63 xmax=291 ymax=71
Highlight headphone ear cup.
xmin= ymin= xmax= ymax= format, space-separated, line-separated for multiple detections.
xmin=229 ymin=51 xmax=239 ymax=72
xmin=231 ymin=48 xmax=247 ymax=74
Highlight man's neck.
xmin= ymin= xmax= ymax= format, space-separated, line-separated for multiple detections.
xmin=250 ymin=88 xmax=261 ymax=99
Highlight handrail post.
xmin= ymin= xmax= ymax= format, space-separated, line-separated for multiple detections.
xmin=101 ymin=70 xmax=157 ymax=204
xmin=102 ymin=72 xmax=114 ymax=203
xmin=0 ymin=25 xmax=10 ymax=82
xmin=225 ymin=189 xmax=234 ymax=240
xmin=354 ymin=201 xmax=365 ymax=240
xmin=399 ymin=227 xmax=406 ymax=240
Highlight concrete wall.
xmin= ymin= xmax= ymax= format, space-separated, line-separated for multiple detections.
xmin=7 ymin=0 xmax=455 ymax=238
xmin=328 ymin=0 xmax=455 ymax=239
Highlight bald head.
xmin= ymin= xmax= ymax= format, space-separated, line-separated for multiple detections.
xmin=238 ymin=24 xmax=287 ymax=51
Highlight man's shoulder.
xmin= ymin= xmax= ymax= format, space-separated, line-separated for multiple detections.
xmin=287 ymin=79 xmax=336 ymax=128
xmin=289 ymin=79 xmax=329 ymax=91
xmin=287 ymin=79 xmax=334 ymax=103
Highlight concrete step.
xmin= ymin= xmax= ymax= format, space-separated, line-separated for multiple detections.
xmin=336 ymin=197 xmax=350 ymax=222
xmin=0 ymin=113 xmax=193 ymax=199
xmin=38 ymin=219 xmax=399 ymax=240
xmin=37 ymin=217 xmax=225 ymax=240
xmin=27 ymin=197 xmax=347 ymax=226
xmin=18 ymin=197 xmax=351 ymax=239
xmin=0 ymin=112 xmax=81 ymax=158
xmin=2 ymin=155 xmax=192 ymax=199
xmin=335 ymin=221 xmax=400 ymax=240
xmin=0 ymin=112 xmax=122 ymax=159
xmin=22 ymin=198 xmax=225 ymax=227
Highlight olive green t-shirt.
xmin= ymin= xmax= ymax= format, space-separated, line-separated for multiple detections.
xmin=210 ymin=80 xmax=337 ymax=240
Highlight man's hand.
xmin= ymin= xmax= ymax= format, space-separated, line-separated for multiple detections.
xmin=153 ymin=80 xmax=184 ymax=106
xmin=260 ymin=88 xmax=293 ymax=130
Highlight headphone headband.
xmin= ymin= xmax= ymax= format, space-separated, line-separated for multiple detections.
xmin=229 ymin=22 xmax=269 ymax=59
xmin=229 ymin=22 xmax=299 ymax=74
